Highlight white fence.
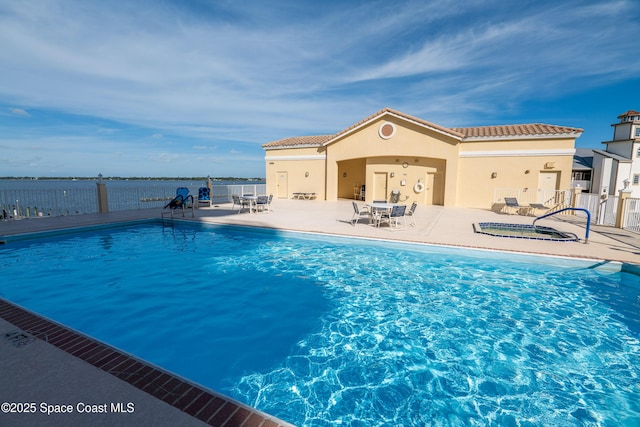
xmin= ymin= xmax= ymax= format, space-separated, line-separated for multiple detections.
xmin=623 ymin=197 xmax=640 ymax=233
xmin=574 ymin=193 xmax=618 ymax=226
xmin=1 ymin=183 xmax=267 ymax=220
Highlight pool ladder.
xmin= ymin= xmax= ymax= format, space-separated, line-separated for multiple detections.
xmin=532 ymin=207 xmax=591 ymax=244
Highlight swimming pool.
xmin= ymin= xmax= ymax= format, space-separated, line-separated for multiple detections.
xmin=1 ymin=222 xmax=639 ymax=426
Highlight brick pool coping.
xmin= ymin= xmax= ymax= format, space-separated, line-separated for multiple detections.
xmin=0 ymin=299 xmax=294 ymax=427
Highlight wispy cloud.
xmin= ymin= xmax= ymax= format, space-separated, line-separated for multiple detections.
xmin=9 ymin=107 xmax=31 ymax=117
xmin=0 ymin=0 xmax=638 ymax=176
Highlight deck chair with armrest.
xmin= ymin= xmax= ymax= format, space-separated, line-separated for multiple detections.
xmin=351 ymin=201 xmax=371 ymax=226
xmin=377 ymin=204 xmax=407 ymax=229
xmin=255 ymin=195 xmax=269 ymax=213
xmin=231 ymin=195 xmax=251 ymax=213
xmin=405 ymin=202 xmax=418 ymax=226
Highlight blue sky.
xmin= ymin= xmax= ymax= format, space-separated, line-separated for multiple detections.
xmin=1 ymin=0 xmax=639 ymax=178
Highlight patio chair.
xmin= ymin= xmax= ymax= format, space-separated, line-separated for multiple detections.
xmin=503 ymin=197 xmax=530 ymax=215
xmin=231 ymin=195 xmax=251 ymax=213
xmin=377 ymin=204 xmax=407 ymax=229
xmin=405 ymin=202 xmax=418 ymax=226
xmin=262 ymin=194 xmax=274 ymax=212
xmin=255 ymin=195 xmax=269 ymax=212
xmin=197 ymin=187 xmax=211 ymax=207
xmin=351 ymin=201 xmax=370 ymax=226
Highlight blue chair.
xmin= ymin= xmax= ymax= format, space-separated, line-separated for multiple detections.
xmin=198 ymin=187 xmax=211 ymax=207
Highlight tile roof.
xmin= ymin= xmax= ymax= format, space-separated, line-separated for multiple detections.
xmin=262 ymin=134 xmax=334 ymax=148
xmin=451 ymin=123 xmax=583 ymax=138
xmin=262 ymin=109 xmax=583 ymax=149
xmin=617 ymin=110 xmax=640 ymax=118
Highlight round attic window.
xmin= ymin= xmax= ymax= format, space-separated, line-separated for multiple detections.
xmin=379 ymin=122 xmax=396 ymax=139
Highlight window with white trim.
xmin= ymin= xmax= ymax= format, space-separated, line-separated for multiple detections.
xmin=635 ymin=127 xmax=640 ymax=137
xmin=634 ymin=174 xmax=640 ymax=186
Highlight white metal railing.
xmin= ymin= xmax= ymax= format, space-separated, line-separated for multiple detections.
xmin=1 ymin=183 xmax=267 ymax=220
xmin=623 ymin=197 xmax=640 ymax=233
xmin=1 ymin=188 xmax=97 ymax=219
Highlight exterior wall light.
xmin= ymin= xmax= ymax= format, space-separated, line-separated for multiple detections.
xmin=390 ymin=172 xmax=395 ymax=178
xmin=491 ymin=172 xmax=498 ymax=179
xmin=343 ymin=172 xmax=347 ymax=178
xmin=305 ymin=172 xmax=309 ymax=177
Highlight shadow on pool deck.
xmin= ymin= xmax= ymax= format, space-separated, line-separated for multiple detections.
xmin=0 ymin=199 xmax=638 ymax=426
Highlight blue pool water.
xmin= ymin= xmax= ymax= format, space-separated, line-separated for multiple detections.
xmin=1 ymin=222 xmax=639 ymax=426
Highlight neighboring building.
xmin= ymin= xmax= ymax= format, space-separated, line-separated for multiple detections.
xmin=591 ymin=110 xmax=640 ymax=198
xmin=572 ymin=148 xmax=594 ymax=192
xmin=262 ymin=108 xmax=583 ymax=209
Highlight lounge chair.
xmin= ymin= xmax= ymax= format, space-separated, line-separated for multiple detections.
xmin=503 ymin=197 xmax=530 ymax=215
xmin=405 ymin=202 xmax=418 ymax=226
xmin=351 ymin=201 xmax=370 ymax=226
xmin=377 ymin=205 xmax=407 ymax=229
xmin=528 ymin=203 xmax=549 ymax=216
xmin=197 ymin=187 xmax=211 ymax=207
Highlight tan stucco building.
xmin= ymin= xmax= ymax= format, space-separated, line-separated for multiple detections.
xmin=263 ymin=108 xmax=583 ymax=209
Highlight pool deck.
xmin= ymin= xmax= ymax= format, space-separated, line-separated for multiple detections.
xmin=1 ymin=199 xmax=639 ymax=426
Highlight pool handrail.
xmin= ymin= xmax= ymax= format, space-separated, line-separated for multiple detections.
xmin=532 ymin=207 xmax=591 ymax=243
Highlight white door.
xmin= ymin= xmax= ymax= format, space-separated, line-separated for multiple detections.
xmin=538 ymin=172 xmax=559 ymax=202
xmin=373 ymin=172 xmax=388 ymax=201
xmin=277 ymin=171 xmax=288 ymax=198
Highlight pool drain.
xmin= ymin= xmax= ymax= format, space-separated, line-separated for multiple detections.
xmin=3 ymin=330 xmax=36 ymax=348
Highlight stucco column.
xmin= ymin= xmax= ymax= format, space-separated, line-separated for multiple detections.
xmin=615 ymin=188 xmax=632 ymax=228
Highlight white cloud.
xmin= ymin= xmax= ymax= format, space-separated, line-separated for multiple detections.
xmin=10 ymin=107 xmax=31 ymax=117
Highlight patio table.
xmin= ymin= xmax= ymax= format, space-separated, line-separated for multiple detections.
xmin=366 ymin=202 xmax=396 ymax=226
xmin=241 ymin=195 xmax=258 ymax=213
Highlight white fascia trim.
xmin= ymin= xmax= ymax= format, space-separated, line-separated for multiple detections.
xmin=459 ymin=148 xmax=576 ymax=158
xmin=265 ymin=154 xmax=327 ymax=161
xmin=385 ymin=112 xmax=464 ymax=140
xmin=463 ymin=133 xmax=582 ymax=142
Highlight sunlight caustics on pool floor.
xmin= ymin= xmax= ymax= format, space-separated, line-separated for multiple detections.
xmin=1 ymin=222 xmax=639 ymax=426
